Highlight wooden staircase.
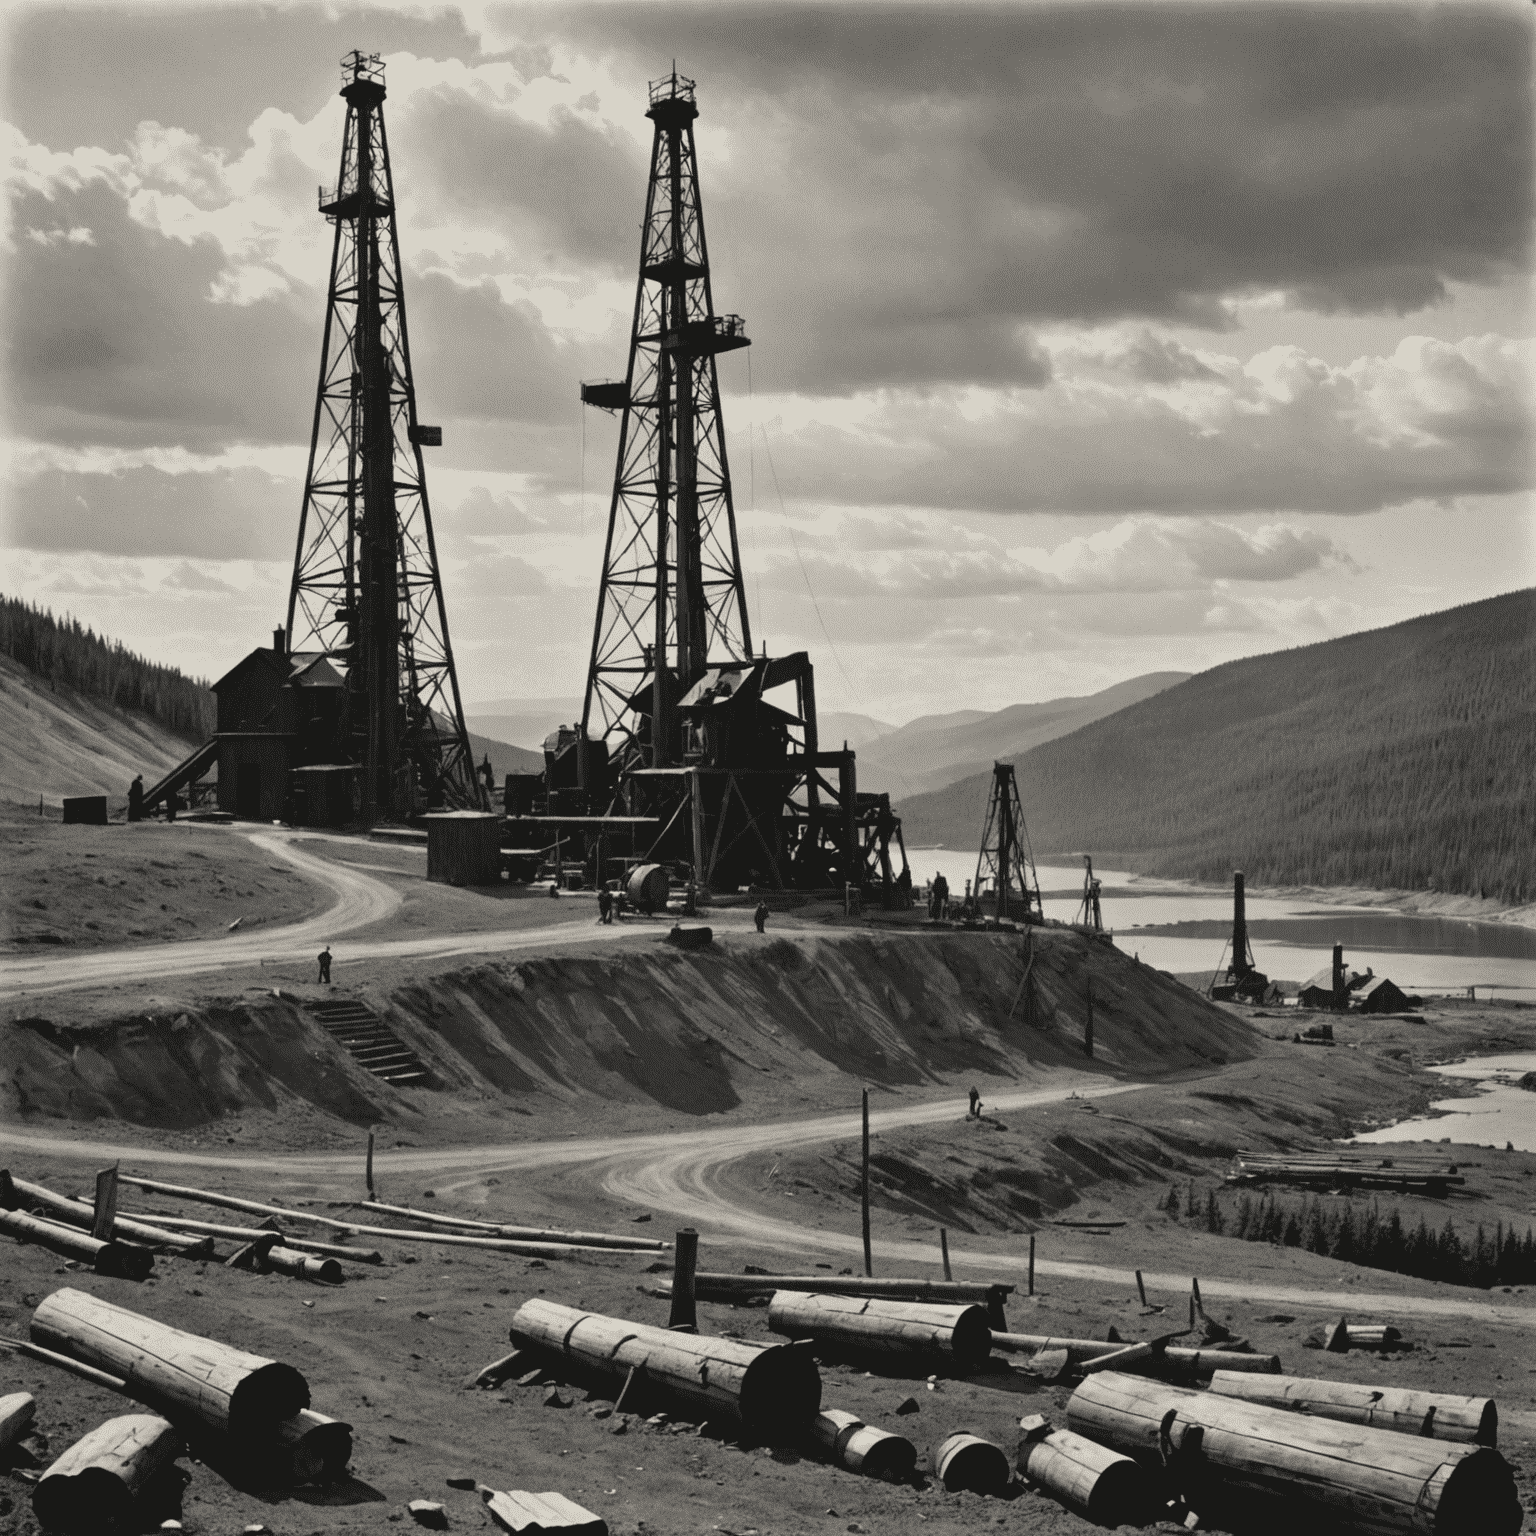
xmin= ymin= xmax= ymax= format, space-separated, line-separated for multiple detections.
xmin=305 ymin=999 xmax=430 ymax=1087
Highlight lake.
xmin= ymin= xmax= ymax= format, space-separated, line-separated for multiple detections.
xmin=909 ymin=848 xmax=1536 ymax=998
xmin=1351 ymin=1053 xmax=1536 ymax=1151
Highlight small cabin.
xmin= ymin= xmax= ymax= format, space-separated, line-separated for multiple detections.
xmin=1355 ymin=976 xmax=1412 ymax=1014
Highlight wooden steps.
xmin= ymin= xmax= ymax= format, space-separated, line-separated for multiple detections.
xmin=305 ymin=1000 xmax=430 ymax=1087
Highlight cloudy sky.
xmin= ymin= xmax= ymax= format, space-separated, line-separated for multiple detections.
xmin=3 ymin=0 xmax=1532 ymax=722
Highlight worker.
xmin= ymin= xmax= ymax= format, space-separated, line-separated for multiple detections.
xmin=317 ymin=945 xmax=332 ymax=985
xmin=128 ymin=773 xmax=143 ymax=823
xmin=932 ymin=871 xmax=949 ymax=920
xmin=754 ymin=900 xmax=769 ymax=934
xmin=480 ymin=754 xmax=495 ymax=793
xmin=598 ymin=886 xmax=613 ymax=925
xmin=968 ymin=1086 xmax=981 ymax=1118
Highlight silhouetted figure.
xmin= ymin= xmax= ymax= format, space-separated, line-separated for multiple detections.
xmin=968 ymin=1086 xmax=981 ymax=1118
xmin=480 ymin=754 xmax=495 ymax=793
xmin=317 ymin=945 xmax=332 ymax=984
xmin=754 ymin=900 xmax=769 ymax=934
xmin=932 ymin=872 xmax=949 ymax=920
xmin=598 ymin=887 xmax=613 ymax=924
xmin=128 ymin=774 xmax=143 ymax=823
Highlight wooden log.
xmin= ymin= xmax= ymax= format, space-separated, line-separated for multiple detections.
xmin=1066 ymin=1370 xmax=1522 ymax=1536
xmin=1028 ymin=1233 xmax=1035 ymax=1296
xmin=276 ymin=1409 xmax=352 ymax=1484
xmin=683 ymin=1273 xmax=1012 ymax=1304
xmin=133 ymin=1213 xmax=380 ymax=1262
xmin=113 ymin=1177 xmax=612 ymax=1256
xmin=934 ymin=1431 xmax=1010 ymax=1494
xmin=1208 ymin=1373 xmax=1496 ymax=1446
xmin=32 ymin=1413 xmax=182 ymax=1535
xmin=993 ymin=1331 xmax=1279 ymax=1377
xmin=4 ymin=1176 xmax=213 ymax=1256
xmin=0 ymin=1210 xmax=153 ymax=1280
xmin=1 ymin=1335 xmax=133 ymax=1393
xmin=31 ymin=1288 xmax=309 ymax=1440
xmin=482 ymin=1487 xmax=608 ymax=1535
xmin=92 ymin=1165 xmax=118 ymax=1241
xmin=811 ymin=1408 xmax=916 ymax=1481
xmin=352 ymin=1197 xmax=666 ymax=1250
xmin=510 ymin=1298 xmax=819 ymax=1438
xmin=0 ymin=1392 xmax=35 ymax=1454
xmin=768 ymin=1291 xmax=992 ymax=1373
xmin=259 ymin=1246 xmax=344 ymax=1284
xmin=1016 ymin=1414 xmax=1155 ymax=1526
xmin=466 ymin=1350 xmax=526 ymax=1389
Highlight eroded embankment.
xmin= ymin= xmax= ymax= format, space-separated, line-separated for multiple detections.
xmin=3 ymin=927 xmax=1255 ymax=1132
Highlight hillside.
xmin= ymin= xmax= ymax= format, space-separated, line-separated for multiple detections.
xmin=465 ymin=695 xmax=582 ymax=751
xmin=897 ymin=589 xmax=1536 ymax=904
xmin=858 ymin=671 xmax=1189 ymax=795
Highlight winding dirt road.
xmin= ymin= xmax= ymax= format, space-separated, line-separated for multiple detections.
xmin=3 ymin=1077 xmax=1531 ymax=1329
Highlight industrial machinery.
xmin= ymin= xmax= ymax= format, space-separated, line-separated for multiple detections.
xmin=285 ymin=51 xmax=481 ymax=820
xmin=1210 ymin=870 xmax=1270 ymax=1000
xmin=972 ymin=762 xmax=1043 ymax=924
xmin=1075 ymin=855 xmax=1104 ymax=930
xmin=568 ymin=70 xmax=909 ymax=900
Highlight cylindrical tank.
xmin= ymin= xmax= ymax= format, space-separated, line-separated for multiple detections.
xmin=626 ymin=864 xmax=670 ymax=913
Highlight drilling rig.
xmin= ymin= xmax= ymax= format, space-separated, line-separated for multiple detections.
xmin=285 ymin=51 xmax=481 ymax=822
xmin=1075 ymin=855 xmax=1104 ymax=930
xmin=972 ymin=762 xmax=1043 ymax=925
xmin=566 ymin=70 xmax=909 ymax=900
xmin=1210 ymin=870 xmax=1270 ymax=1000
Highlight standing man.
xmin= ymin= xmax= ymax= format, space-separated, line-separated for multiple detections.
xmin=317 ymin=945 xmax=332 ymax=985
xmin=754 ymin=900 xmax=769 ymax=934
xmin=933 ymin=871 xmax=949 ymax=921
xmin=598 ymin=885 xmax=613 ymax=925
xmin=968 ymin=1086 xmax=981 ymax=1119
xmin=128 ymin=774 xmax=144 ymax=823
xmin=480 ymin=755 xmax=495 ymax=795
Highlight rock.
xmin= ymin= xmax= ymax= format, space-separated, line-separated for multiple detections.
xmin=895 ymin=1397 xmax=920 ymax=1415
xmin=408 ymin=1499 xmax=450 ymax=1529
xmin=632 ymin=1212 xmax=652 ymax=1222
xmin=591 ymin=1406 xmax=613 ymax=1420
xmin=527 ymin=1259 xmax=548 ymax=1270
xmin=543 ymin=1387 xmax=570 ymax=1409
xmin=445 ymin=1476 xmax=477 ymax=1490
xmin=609 ymin=1416 xmax=629 ymax=1435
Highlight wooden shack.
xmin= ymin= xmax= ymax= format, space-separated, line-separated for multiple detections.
xmin=1355 ymin=975 xmax=1412 ymax=1014
xmin=425 ymin=811 xmax=503 ymax=886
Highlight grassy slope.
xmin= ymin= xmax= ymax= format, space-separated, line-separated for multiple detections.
xmin=898 ymin=588 xmax=1536 ymax=901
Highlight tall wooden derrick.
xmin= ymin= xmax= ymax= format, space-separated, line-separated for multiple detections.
xmin=974 ymin=762 xmax=1043 ymax=923
xmin=575 ymin=71 xmax=908 ymax=899
xmin=286 ymin=51 xmax=481 ymax=822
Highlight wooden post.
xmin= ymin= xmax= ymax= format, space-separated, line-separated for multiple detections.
xmin=1084 ymin=980 xmax=1094 ymax=1058
xmin=32 ymin=1414 xmax=182 ymax=1534
xmin=1135 ymin=1270 xmax=1147 ymax=1307
xmin=939 ymin=1228 xmax=952 ymax=1281
xmin=1028 ymin=1234 xmax=1036 ymax=1296
xmin=92 ymin=1164 xmax=118 ymax=1241
xmin=767 ymin=1292 xmax=992 ymax=1372
xmin=668 ymin=1228 xmax=699 ymax=1331
xmin=365 ymin=1131 xmax=375 ymax=1200
xmin=4 ymin=1175 xmax=211 ymax=1256
xmin=511 ymin=1298 xmax=820 ymax=1439
xmin=861 ymin=1088 xmax=873 ymax=1278
xmin=1067 ymin=1371 xmax=1522 ymax=1536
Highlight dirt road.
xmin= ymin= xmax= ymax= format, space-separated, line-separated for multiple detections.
xmin=4 ymin=1076 xmax=1531 ymax=1328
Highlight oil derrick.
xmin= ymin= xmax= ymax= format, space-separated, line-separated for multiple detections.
xmin=1210 ymin=870 xmax=1269 ymax=1000
xmin=1075 ymin=854 xmax=1103 ymax=930
xmin=572 ymin=70 xmax=909 ymax=900
xmin=974 ymin=762 xmax=1043 ymax=924
xmin=286 ymin=51 xmax=481 ymax=822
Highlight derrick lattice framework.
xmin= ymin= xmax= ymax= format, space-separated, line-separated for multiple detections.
xmin=580 ymin=69 xmax=753 ymax=771
xmin=286 ymin=51 xmax=481 ymax=820
xmin=975 ymin=761 xmax=1044 ymax=923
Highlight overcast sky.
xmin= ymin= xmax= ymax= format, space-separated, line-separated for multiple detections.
xmin=3 ymin=0 xmax=1532 ymax=721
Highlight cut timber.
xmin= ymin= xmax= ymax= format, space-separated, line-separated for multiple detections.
xmin=3 ymin=1175 xmax=213 ymax=1256
xmin=115 ymin=1176 xmax=614 ymax=1256
xmin=934 ymin=1432 xmax=1010 ymax=1494
xmin=1067 ymin=1370 xmax=1521 ymax=1536
xmin=277 ymin=1410 xmax=353 ymax=1484
xmin=992 ymin=1331 xmax=1278 ymax=1378
xmin=31 ymin=1288 xmax=309 ymax=1441
xmin=352 ymin=1199 xmax=665 ymax=1250
xmin=482 ymin=1487 xmax=608 ymax=1535
xmin=258 ymin=1246 xmax=344 ymax=1284
xmin=768 ymin=1292 xmax=992 ymax=1373
xmin=679 ymin=1273 xmax=1011 ymax=1305
xmin=1208 ymin=1373 xmax=1496 ymax=1446
xmin=811 ymin=1409 xmax=916 ymax=1482
xmin=133 ymin=1213 xmax=381 ymax=1263
xmin=1017 ymin=1414 xmax=1155 ymax=1527
xmin=510 ymin=1298 xmax=819 ymax=1439
xmin=1 ymin=1335 xmax=134 ymax=1393
xmin=0 ymin=1209 xmax=153 ymax=1280
xmin=32 ymin=1414 xmax=182 ymax=1535
xmin=0 ymin=1392 xmax=36 ymax=1453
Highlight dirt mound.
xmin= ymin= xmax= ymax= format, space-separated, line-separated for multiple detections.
xmin=3 ymin=928 xmax=1256 ymax=1133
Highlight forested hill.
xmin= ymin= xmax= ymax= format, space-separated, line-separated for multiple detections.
xmin=897 ymin=588 xmax=1536 ymax=903
xmin=1 ymin=596 xmax=214 ymax=740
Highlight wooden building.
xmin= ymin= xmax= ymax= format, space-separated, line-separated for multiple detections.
xmin=1355 ymin=975 xmax=1412 ymax=1014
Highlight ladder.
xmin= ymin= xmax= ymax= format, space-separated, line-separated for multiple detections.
xmin=304 ymin=999 xmax=429 ymax=1086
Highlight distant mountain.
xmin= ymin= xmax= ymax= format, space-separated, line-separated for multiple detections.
xmin=859 ymin=672 xmax=1189 ymax=797
xmin=817 ymin=711 xmax=899 ymax=750
xmin=897 ymin=589 xmax=1536 ymax=903
xmin=465 ymin=696 xmax=583 ymax=753
xmin=463 ymin=728 xmax=542 ymax=778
